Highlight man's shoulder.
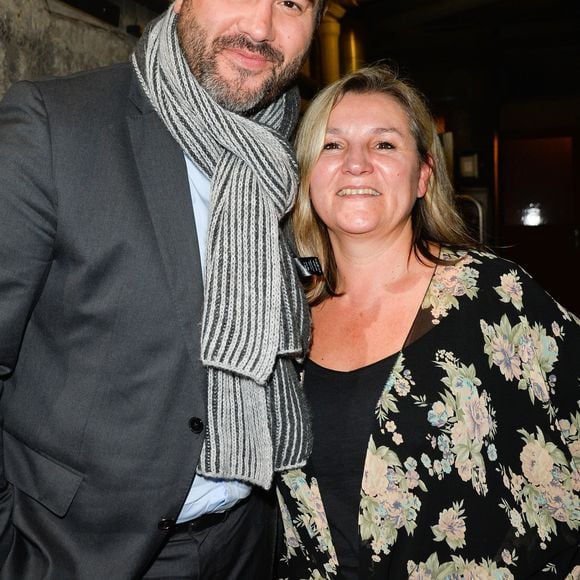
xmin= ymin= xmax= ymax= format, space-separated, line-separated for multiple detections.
xmin=6 ymin=62 xmax=146 ymax=129
xmin=31 ymin=62 xmax=134 ymax=102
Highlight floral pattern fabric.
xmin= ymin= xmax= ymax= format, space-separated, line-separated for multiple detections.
xmin=276 ymin=250 xmax=580 ymax=579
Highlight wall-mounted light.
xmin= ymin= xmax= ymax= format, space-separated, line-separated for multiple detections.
xmin=520 ymin=203 xmax=543 ymax=227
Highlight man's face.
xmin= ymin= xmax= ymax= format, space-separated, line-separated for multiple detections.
xmin=174 ymin=0 xmax=317 ymax=113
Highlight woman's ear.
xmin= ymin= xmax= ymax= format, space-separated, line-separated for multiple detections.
xmin=417 ymin=156 xmax=433 ymax=199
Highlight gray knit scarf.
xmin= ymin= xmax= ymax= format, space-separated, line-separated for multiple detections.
xmin=132 ymin=8 xmax=311 ymax=488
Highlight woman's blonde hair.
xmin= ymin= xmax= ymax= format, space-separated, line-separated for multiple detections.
xmin=292 ymin=63 xmax=475 ymax=305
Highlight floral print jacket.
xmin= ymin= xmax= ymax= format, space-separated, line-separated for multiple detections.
xmin=276 ymin=250 xmax=580 ymax=579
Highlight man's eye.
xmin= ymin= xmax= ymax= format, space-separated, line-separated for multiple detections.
xmin=281 ymin=0 xmax=305 ymax=12
xmin=376 ymin=141 xmax=394 ymax=150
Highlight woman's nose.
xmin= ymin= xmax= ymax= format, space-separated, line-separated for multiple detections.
xmin=343 ymin=146 xmax=372 ymax=175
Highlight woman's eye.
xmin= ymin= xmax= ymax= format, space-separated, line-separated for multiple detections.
xmin=376 ymin=141 xmax=394 ymax=150
xmin=323 ymin=142 xmax=341 ymax=150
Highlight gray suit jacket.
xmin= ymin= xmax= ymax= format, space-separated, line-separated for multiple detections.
xmin=0 ymin=63 xmax=212 ymax=578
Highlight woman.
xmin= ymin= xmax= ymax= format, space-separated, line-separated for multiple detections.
xmin=276 ymin=65 xmax=579 ymax=579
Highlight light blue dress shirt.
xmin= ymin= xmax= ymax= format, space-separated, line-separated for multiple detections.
xmin=176 ymin=153 xmax=251 ymax=523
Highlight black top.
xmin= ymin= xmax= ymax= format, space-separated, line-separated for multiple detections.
xmin=304 ymin=354 xmax=398 ymax=579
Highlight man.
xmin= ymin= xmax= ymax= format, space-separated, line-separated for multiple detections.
xmin=0 ymin=0 xmax=324 ymax=577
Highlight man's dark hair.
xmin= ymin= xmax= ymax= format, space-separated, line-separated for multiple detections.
xmin=315 ymin=0 xmax=328 ymax=27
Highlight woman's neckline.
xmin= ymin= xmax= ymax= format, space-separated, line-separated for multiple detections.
xmin=306 ymin=350 xmax=400 ymax=375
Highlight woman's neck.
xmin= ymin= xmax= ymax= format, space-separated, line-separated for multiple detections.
xmin=330 ymin=229 xmax=424 ymax=298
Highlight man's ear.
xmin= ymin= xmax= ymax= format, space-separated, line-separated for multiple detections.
xmin=173 ymin=0 xmax=184 ymax=14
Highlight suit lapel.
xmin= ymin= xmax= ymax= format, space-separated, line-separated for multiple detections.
xmin=127 ymin=77 xmax=205 ymax=378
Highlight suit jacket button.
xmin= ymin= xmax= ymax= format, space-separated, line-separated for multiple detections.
xmin=158 ymin=518 xmax=175 ymax=531
xmin=189 ymin=417 xmax=204 ymax=434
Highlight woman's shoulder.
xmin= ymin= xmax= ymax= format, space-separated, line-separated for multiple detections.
xmin=436 ymin=247 xmax=578 ymax=326
xmin=441 ymin=246 xmax=526 ymax=274
xmin=441 ymin=248 xmax=580 ymax=326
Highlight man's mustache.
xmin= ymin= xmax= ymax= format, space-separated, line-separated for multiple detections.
xmin=213 ymin=35 xmax=284 ymax=66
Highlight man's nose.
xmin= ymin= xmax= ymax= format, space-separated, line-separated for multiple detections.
xmin=237 ymin=0 xmax=275 ymax=43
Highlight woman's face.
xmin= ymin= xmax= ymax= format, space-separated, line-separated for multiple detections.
xmin=308 ymin=91 xmax=431 ymax=243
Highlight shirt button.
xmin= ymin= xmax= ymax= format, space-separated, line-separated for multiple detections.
xmin=188 ymin=417 xmax=204 ymax=434
xmin=158 ymin=518 xmax=175 ymax=531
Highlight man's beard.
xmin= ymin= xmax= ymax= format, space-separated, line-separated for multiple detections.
xmin=176 ymin=7 xmax=308 ymax=113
